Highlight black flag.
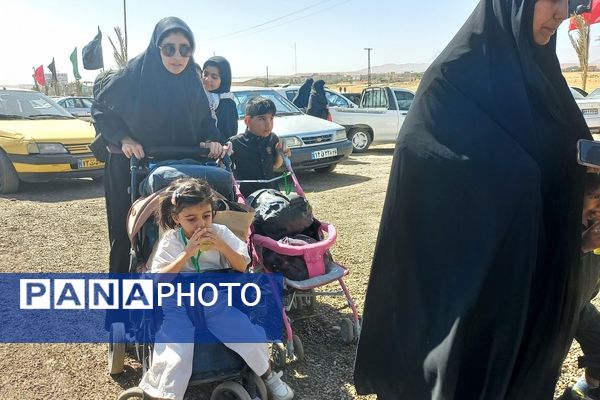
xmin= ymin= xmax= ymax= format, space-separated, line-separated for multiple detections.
xmin=47 ymin=58 xmax=58 ymax=83
xmin=82 ymin=27 xmax=104 ymax=70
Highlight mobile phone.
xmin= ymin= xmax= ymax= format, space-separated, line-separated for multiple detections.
xmin=577 ymin=139 xmax=600 ymax=168
xmin=570 ymin=0 xmax=592 ymax=15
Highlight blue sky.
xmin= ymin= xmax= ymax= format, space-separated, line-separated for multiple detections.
xmin=1 ymin=0 xmax=597 ymax=85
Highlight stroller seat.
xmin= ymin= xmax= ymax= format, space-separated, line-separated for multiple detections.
xmin=285 ymin=261 xmax=348 ymax=291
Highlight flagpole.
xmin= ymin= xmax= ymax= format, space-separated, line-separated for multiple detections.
xmin=123 ymin=0 xmax=128 ymax=59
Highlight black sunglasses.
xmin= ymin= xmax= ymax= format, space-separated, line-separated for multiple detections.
xmin=159 ymin=43 xmax=193 ymax=58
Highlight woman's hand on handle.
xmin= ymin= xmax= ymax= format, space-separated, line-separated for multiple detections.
xmin=200 ymin=141 xmax=228 ymax=159
xmin=121 ymin=137 xmax=145 ymax=159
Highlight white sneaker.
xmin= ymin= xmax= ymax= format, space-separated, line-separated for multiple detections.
xmin=264 ymin=370 xmax=294 ymax=400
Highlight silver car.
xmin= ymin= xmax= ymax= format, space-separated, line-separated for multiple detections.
xmin=55 ymin=96 xmax=93 ymax=120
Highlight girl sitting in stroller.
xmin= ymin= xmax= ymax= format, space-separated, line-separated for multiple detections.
xmin=138 ymin=178 xmax=293 ymax=400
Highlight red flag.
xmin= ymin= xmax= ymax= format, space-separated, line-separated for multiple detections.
xmin=570 ymin=0 xmax=600 ymax=30
xmin=34 ymin=65 xmax=46 ymax=86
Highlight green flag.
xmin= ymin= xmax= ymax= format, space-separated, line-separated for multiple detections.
xmin=70 ymin=47 xmax=81 ymax=80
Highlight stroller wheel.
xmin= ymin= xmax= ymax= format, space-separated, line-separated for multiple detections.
xmin=108 ymin=322 xmax=126 ymax=374
xmin=340 ymin=318 xmax=355 ymax=345
xmin=245 ymin=371 xmax=268 ymax=400
xmin=210 ymin=381 xmax=252 ymax=400
xmin=271 ymin=342 xmax=287 ymax=369
xmin=116 ymin=387 xmax=146 ymax=399
xmin=292 ymin=334 xmax=305 ymax=362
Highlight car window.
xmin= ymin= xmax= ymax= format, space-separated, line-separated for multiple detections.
xmin=325 ymin=91 xmax=349 ymax=107
xmin=81 ymin=98 xmax=93 ymax=108
xmin=63 ymin=98 xmax=77 ymax=108
xmin=362 ymin=88 xmax=388 ymax=108
xmin=394 ymin=91 xmax=414 ymax=111
xmin=232 ymin=90 xmax=302 ymax=118
xmin=0 ymin=91 xmax=73 ymax=118
xmin=285 ymin=90 xmax=297 ymax=102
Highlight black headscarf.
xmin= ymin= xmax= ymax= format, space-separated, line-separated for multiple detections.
xmin=91 ymin=16 xmax=220 ymax=148
xmin=354 ymin=1 xmax=591 ymax=399
xmin=203 ymin=56 xmax=239 ymax=143
xmin=307 ymin=80 xmax=328 ymax=119
xmin=292 ymin=78 xmax=313 ymax=108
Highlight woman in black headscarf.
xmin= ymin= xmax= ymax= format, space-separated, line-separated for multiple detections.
xmin=201 ymin=56 xmax=239 ymax=143
xmin=306 ymin=80 xmax=329 ymax=120
xmin=292 ymin=78 xmax=313 ymax=109
xmin=354 ymin=1 xmax=592 ymax=399
xmin=92 ymin=17 xmax=222 ymax=275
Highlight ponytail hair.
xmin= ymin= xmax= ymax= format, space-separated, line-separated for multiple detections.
xmin=156 ymin=178 xmax=216 ymax=230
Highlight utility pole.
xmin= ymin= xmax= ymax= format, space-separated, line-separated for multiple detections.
xmin=123 ymin=0 xmax=128 ymax=60
xmin=364 ymin=47 xmax=373 ymax=87
xmin=266 ymin=66 xmax=269 ymax=87
xmin=294 ymin=42 xmax=297 ymax=75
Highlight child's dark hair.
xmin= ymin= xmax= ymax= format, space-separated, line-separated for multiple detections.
xmin=245 ymin=96 xmax=276 ymax=117
xmin=157 ymin=178 xmax=215 ymax=230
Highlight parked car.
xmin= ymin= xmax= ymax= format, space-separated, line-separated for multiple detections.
xmin=55 ymin=96 xmax=93 ymax=120
xmin=570 ymin=87 xmax=600 ymax=136
xmin=570 ymin=86 xmax=589 ymax=97
xmin=231 ymin=87 xmax=353 ymax=173
xmin=0 ymin=88 xmax=104 ymax=193
xmin=587 ymin=87 xmax=600 ymax=98
xmin=273 ymin=85 xmax=358 ymax=109
xmin=329 ymin=86 xmax=415 ymax=152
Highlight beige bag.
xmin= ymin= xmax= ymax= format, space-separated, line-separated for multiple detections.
xmin=213 ymin=192 xmax=255 ymax=241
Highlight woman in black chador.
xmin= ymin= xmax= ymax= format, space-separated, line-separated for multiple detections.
xmin=92 ymin=17 xmax=222 ymax=275
xmin=306 ymin=80 xmax=329 ymax=119
xmin=354 ymin=1 xmax=592 ymax=399
xmin=292 ymin=77 xmax=313 ymax=109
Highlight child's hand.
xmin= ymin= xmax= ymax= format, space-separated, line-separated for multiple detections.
xmin=276 ymin=141 xmax=291 ymax=157
xmin=199 ymin=229 xmax=227 ymax=253
xmin=184 ymin=227 xmax=211 ymax=255
xmin=582 ymin=222 xmax=600 ymax=253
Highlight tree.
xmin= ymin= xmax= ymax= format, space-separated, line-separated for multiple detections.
xmin=569 ymin=14 xmax=591 ymax=91
xmin=108 ymin=26 xmax=128 ymax=69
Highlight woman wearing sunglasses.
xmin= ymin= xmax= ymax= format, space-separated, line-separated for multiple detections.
xmin=91 ymin=16 xmax=223 ymax=276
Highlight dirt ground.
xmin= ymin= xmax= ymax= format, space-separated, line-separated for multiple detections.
xmin=0 ymin=144 xmax=591 ymax=399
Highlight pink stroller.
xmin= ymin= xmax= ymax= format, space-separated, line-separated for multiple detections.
xmin=235 ymin=156 xmax=361 ymax=367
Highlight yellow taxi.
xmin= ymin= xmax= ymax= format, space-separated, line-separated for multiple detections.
xmin=0 ymin=88 xmax=104 ymax=193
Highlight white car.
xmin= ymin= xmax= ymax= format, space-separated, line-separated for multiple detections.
xmin=55 ymin=96 xmax=93 ymax=120
xmin=328 ymin=86 xmax=415 ymax=152
xmin=571 ymin=87 xmax=600 ymax=136
xmin=273 ymin=85 xmax=358 ymax=109
xmin=231 ymin=87 xmax=353 ymax=173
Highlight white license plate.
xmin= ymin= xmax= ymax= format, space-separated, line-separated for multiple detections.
xmin=311 ymin=148 xmax=338 ymax=160
xmin=583 ymin=108 xmax=599 ymax=116
xmin=77 ymin=158 xmax=104 ymax=169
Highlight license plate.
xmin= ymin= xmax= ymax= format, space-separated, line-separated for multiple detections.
xmin=77 ymin=158 xmax=104 ymax=169
xmin=311 ymin=148 xmax=338 ymax=160
xmin=583 ymin=108 xmax=599 ymax=116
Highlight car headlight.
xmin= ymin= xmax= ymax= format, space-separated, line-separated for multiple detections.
xmin=27 ymin=143 xmax=68 ymax=154
xmin=283 ymin=137 xmax=303 ymax=148
xmin=334 ymin=129 xmax=347 ymax=141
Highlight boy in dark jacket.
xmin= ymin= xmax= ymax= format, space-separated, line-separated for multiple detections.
xmin=230 ymin=96 xmax=290 ymax=197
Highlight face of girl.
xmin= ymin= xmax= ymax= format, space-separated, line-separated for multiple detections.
xmin=583 ymin=188 xmax=600 ymax=225
xmin=172 ymin=202 xmax=213 ymax=238
xmin=532 ymin=0 xmax=568 ymax=45
xmin=159 ymin=32 xmax=192 ymax=75
xmin=202 ymin=65 xmax=222 ymax=91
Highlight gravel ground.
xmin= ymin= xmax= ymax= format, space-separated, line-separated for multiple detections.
xmin=0 ymin=144 xmax=589 ymax=399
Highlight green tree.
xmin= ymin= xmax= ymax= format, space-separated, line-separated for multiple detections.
xmin=108 ymin=26 xmax=128 ymax=69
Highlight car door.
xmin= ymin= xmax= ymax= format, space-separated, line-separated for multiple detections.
xmin=361 ymin=87 xmax=399 ymax=140
xmin=394 ymin=89 xmax=415 ymax=133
